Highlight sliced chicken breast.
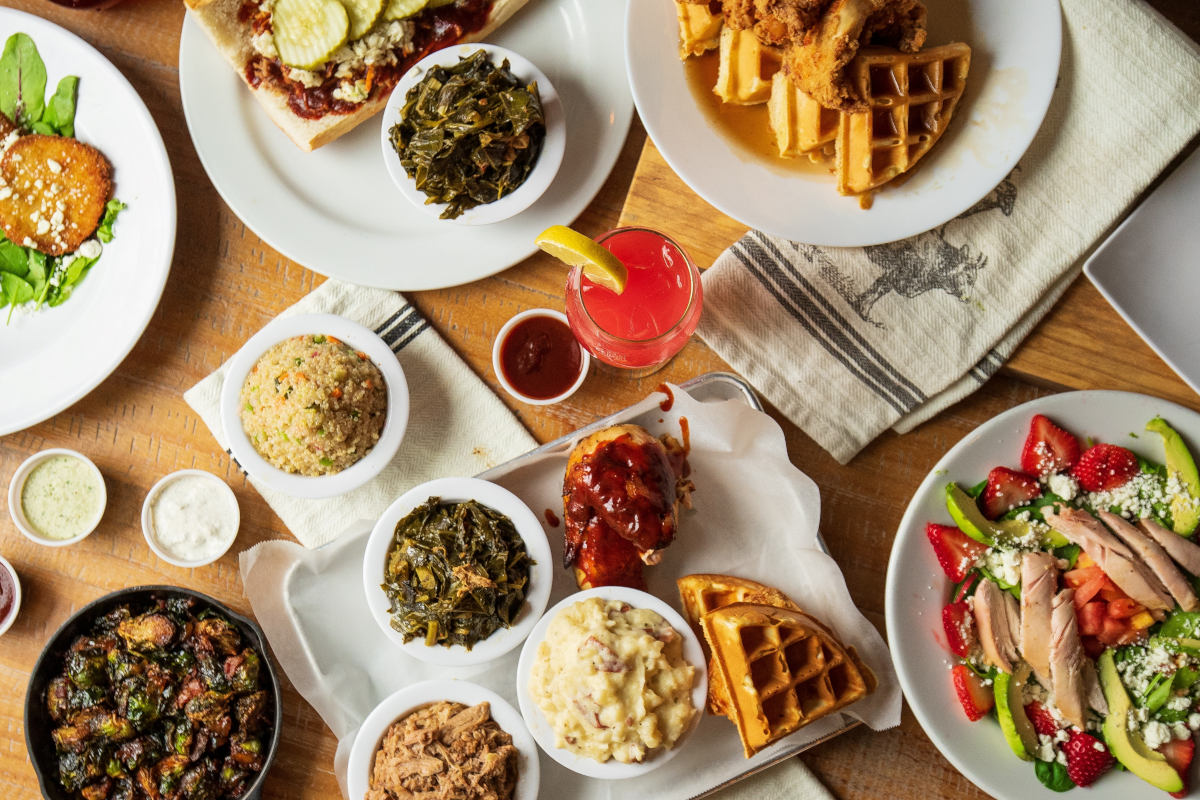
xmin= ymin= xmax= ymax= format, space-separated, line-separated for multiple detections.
xmin=1139 ymin=517 xmax=1200 ymax=577
xmin=1020 ymin=551 xmax=1057 ymax=687
xmin=1050 ymin=588 xmax=1103 ymax=729
xmin=1044 ymin=507 xmax=1174 ymax=617
xmin=1100 ymin=511 xmax=1200 ymax=612
xmin=973 ymin=578 xmax=1020 ymax=673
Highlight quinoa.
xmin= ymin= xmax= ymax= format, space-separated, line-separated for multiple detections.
xmin=239 ymin=334 xmax=387 ymax=476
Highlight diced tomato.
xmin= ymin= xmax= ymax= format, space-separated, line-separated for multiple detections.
xmin=1107 ymin=598 xmax=1143 ymax=619
xmin=1082 ymin=636 xmax=1105 ymax=659
xmin=1075 ymin=574 xmax=1110 ymax=607
xmin=1064 ymin=566 xmax=1102 ymax=589
xmin=1098 ymin=586 xmax=1125 ymax=602
xmin=1098 ymin=615 xmax=1132 ymax=646
xmin=1077 ymin=602 xmax=1107 ymax=636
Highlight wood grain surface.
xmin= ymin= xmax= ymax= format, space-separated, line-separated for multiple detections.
xmin=0 ymin=2 xmax=1196 ymax=800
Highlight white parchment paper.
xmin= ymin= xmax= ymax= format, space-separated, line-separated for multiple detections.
xmin=239 ymin=384 xmax=901 ymax=799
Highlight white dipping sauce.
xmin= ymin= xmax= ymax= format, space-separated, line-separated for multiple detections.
xmin=148 ymin=474 xmax=238 ymax=562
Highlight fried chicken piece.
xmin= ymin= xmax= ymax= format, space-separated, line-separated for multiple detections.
xmin=0 ymin=133 xmax=112 ymax=255
xmin=783 ymin=0 xmax=926 ymax=111
xmin=720 ymin=0 xmax=832 ymax=45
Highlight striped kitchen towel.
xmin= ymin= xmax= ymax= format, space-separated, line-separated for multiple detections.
xmin=183 ymin=279 xmax=536 ymax=548
xmin=698 ymin=0 xmax=1200 ymax=463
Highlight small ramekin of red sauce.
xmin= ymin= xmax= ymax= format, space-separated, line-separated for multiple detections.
xmin=493 ymin=309 xmax=589 ymax=405
xmin=0 ymin=555 xmax=21 ymax=636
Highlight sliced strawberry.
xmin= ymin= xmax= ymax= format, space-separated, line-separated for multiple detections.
xmin=980 ymin=467 xmax=1042 ymax=519
xmin=942 ymin=601 xmax=975 ymax=657
xmin=1021 ymin=414 xmax=1081 ymax=477
xmin=1160 ymin=737 xmax=1195 ymax=798
xmin=1072 ymin=443 xmax=1140 ymax=492
xmin=1064 ymin=730 xmax=1115 ymax=787
xmin=926 ymin=523 xmax=987 ymax=582
xmin=952 ymin=664 xmax=993 ymax=722
xmin=1025 ymin=700 xmax=1059 ymax=738
xmin=1077 ymin=601 xmax=1106 ymax=637
xmin=953 ymin=572 xmax=981 ymax=603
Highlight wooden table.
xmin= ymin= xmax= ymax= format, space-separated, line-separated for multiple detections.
xmin=0 ymin=2 xmax=1196 ymax=799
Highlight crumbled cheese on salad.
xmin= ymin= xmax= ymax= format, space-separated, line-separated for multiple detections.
xmin=982 ymin=548 xmax=1023 ymax=587
xmin=1047 ymin=472 xmax=1078 ymax=501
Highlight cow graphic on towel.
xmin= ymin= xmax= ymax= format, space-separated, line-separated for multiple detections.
xmin=798 ymin=174 xmax=1017 ymax=327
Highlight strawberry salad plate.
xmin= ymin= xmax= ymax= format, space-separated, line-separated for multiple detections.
xmin=887 ymin=391 xmax=1200 ymax=799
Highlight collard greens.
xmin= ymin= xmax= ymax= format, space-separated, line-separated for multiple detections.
xmin=389 ymin=49 xmax=546 ymax=220
xmin=382 ymin=497 xmax=532 ymax=649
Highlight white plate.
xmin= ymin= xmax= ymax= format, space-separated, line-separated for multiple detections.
xmin=219 ymin=313 xmax=410 ymax=499
xmin=0 ymin=9 xmax=175 ymax=436
xmin=346 ymin=678 xmax=539 ymax=800
xmin=1085 ymin=147 xmax=1200 ymax=396
xmin=178 ymin=1 xmax=631 ymax=290
xmin=885 ymin=390 xmax=1200 ymax=799
xmin=363 ymin=477 xmax=553 ymax=666
xmin=626 ymin=0 xmax=1061 ymax=246
xmin=515 ymin=586 xmax=707 ymax=779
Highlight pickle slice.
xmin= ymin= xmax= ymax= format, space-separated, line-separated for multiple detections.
xmin=383 ymin=0 xmax=428 ymax=20
xmin=341 ymin=0 xmax=385 ymax=39
xmin=272 ymin=0 xmax=350 ymax=70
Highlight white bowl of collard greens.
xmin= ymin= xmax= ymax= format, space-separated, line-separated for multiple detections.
xmin=379 ymin=43 xmax=565 ymax=225
xmin=362 ymin=477 xmax=553 ymax=666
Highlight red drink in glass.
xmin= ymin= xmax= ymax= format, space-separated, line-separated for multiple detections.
xmin=564 ymin=227 xmax=702 ymax=371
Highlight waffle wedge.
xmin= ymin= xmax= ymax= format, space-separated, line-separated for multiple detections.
xmin=767 ymin=72 xmax=839 ymax=161
xmin=836 ymin=42 xmax=971 ymax=195
xmin=676 ymin=1 xmax=723 ymax=59
xmin=701 ymin=602 xmax=875 ymax=757
xmin=715 ymin=26 xmax=782 ymax=105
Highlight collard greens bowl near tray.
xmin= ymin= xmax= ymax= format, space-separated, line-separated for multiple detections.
xmin=24 ymin=585 xmax=282 ymax=800
xmin=219 ymin=313 xmax=410 ymax=499
xmin=362 ymin=476 xmax=553 ymax=667
xmin=347 ymin=678 xmax=540 ymax=800
xmin=380 ymin=43 xmax=566 ymax=226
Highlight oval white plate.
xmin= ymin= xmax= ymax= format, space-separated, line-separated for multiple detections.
xmin=178 ymin=0 xmax=631 ymax=289
xmin=346 ymin=679 xmax=539 ymax=800
xmin=363 ymin=477 xmax=552 ymax=666
xmin=380 ymin=43 xmax=565 ymax=225
xmin=626 ymin=0 xmax=1061 ymax=246
xmin=0 ymin=9 xmax=175 ymax=435
xmin=219 ymin=313 xmax=410 ymax=499
xmin=885 ymin=390 xmax=1200 ymax=799
xmin=515 ymin=586 xmax=708 ymax=779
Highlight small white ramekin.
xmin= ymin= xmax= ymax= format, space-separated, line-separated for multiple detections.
xmin=0 ymin=555 xmax=21 ymax=636
xmin=492 ymin=308 xmax=589 ymax=405
xmin=7 ymin=448 xmax=106 ymax=547
xmin=141 ymin=469 xmax=241 ymax=568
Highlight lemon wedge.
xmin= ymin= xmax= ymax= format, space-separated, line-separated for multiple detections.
xmin=535 ymin=225 xmax=628 ymax=294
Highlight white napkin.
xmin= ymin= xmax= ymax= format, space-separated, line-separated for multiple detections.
xmin=183 ymin=279 xmax=537 ymax=547
xmin=698 ymin=0 xmax=1200 ymax=463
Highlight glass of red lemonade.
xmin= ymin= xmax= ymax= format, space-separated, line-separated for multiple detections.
xmin=564 ymin=227 xmax=702 ymax=373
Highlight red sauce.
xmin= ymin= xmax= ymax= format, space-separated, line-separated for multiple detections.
xmin=656 ymin=383 xmax=675 ymax=412
xmin=499 ymin=315 xmax=583 ymax=400
xmin=240 ymin=0 xmax=494 ymax=121
xmin=543 ymin=508 xmax=560 ymax=528
xmin=679 ymin=416 xmax=691 ymax=456
xmin=0 ymin=564 xmax=14 ymax=624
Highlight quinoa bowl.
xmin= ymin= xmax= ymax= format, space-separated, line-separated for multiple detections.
xmin=220 ymin=313 xmax=409 ymax=499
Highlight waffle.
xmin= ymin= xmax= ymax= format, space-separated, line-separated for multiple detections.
xmin=678 ymin=574 xmax=802 ymax=716
xmin=701 ymin=602 xmax=874 ymax=757
xmin=767 ymin=72 xmax=839 ymax=161
xmin=715 ymin=26 xmax=782 ymax=105
xmin=836 ymin=42 xmax=971 ymax=195
xmin=676 ymin=1 xmax=723 ymax=59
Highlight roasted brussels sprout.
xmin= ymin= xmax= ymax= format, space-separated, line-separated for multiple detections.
xmin=117 ymin=613 xmax=176 ymax=652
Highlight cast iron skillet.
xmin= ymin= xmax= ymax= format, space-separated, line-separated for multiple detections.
xmin=24 ymin=585 xmax=283 ymax=799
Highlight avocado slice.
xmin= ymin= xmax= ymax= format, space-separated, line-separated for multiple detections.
xmin=945 ymin=483 xmax=1069 ymax=548
xmin=1146 ymin=417 xmax=1200 ymax=536
xmin=1098 ymin=649 xmax=1184 ymax=792
xmin=995 ymin=663 xmax=1038 ymax=761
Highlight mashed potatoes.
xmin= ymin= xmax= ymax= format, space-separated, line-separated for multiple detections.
xmin=529 ymin=597 xmax=696 ymax=763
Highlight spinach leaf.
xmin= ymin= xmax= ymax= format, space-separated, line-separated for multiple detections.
xmin=0 ymin=33 xmax=48 ymax=128
xmin=41 ymin=75 xmax=77 ymax=136
xmin=1 ymin=271 xmax=33 ymax=320
xmin=0 ymin=238 xmax=28 ymax=276
xmin=1160 ymin=611 xmax=1200 ymax=639
xmin=1035 ymin=759 xmax=1076 ymax=792
xmin=96 ymin=199 xmax=125 ymax=242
